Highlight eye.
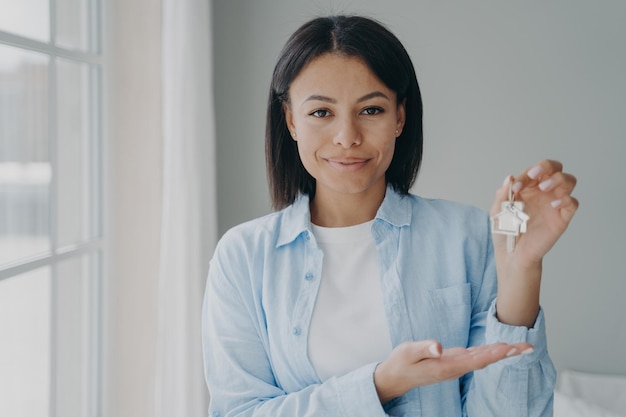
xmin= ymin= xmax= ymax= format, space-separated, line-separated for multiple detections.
xmin=309 ymin=109 xmax=332 ymax=118
xmin=361 ymin=107 xmax=384 ymax=116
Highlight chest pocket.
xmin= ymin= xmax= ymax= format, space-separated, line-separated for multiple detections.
xmin=429 ymin=283 xmax=471 ymax=348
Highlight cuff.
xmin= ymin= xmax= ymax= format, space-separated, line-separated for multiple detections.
xmin=335 ymin=362 xmax=387 ymax=416
xmin=485 ymin=299 xmax=548 ymax=368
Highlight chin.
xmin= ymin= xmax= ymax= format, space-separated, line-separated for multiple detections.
xmin=322 ymin=180 xmax=383 ymax=196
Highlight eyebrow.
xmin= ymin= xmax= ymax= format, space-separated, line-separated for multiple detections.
xmin=302 ymin=91 xmax=391 ymax=105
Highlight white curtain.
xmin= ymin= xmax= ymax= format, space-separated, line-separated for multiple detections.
xmin=156 ymin=0 xmax=215 ymax=416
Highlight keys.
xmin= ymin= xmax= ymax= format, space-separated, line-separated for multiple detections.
xmin=491 ymin=180 xmax=530 ymax=252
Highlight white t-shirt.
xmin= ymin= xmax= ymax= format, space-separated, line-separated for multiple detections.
xmin=308 ymin=220 xmax=392 ymax=382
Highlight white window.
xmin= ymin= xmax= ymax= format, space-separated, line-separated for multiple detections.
xmin=0 ymin=1 xmax=103 ymax=416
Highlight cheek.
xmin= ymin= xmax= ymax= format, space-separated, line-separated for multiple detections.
xmin=379 ymin=134 xmax=398 ymax=157
xmin=294 ymin=139 xmax=318 ymax=169
xmin=383 ymin=143 xmax=396 ymax=168
xmin=294 ymin=128 xmax=322 ymax=157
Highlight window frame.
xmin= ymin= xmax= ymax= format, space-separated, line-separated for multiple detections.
xmin=0 ymin=0 xmax=104 ymax=416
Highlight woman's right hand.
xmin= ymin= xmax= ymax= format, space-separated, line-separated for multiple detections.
xmin=373 ymin=340 xmax=533 ymax=404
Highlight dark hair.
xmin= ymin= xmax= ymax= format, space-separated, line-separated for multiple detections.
xmin=266 ymin=15 xmax=423 ymax=210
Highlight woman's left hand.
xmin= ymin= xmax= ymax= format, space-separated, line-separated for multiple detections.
xmin=490 ymin=159 xmax=579 ymax=265
xmin=490 ymin=159 xmax=578 ymax=327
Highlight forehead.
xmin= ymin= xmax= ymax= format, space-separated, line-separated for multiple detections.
xmin=288 ymin=53 xmax=394 ymax=101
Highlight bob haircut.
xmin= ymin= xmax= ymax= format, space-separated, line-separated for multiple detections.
xmin=266 ymin=15 xmax=423 ymax=210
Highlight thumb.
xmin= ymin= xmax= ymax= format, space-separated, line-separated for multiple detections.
xmin=399 ymin=340 xmax=442 ymax=364
xmin=490 ymin=175 xmax=513 ymax=216
xmin=426 ymin=341 xmax=442 ymax=358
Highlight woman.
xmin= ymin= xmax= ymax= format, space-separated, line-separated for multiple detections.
xmin=202 ymin=15 xmax=578 ymax=416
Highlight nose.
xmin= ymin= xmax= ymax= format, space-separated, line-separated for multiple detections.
xmin=333 ymin=116 xmax=361 ymax=148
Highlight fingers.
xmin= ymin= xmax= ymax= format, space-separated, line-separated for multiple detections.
xmin=532 ymin=171 xmax=578 ymax=216
xmin=460 ymin=342 xmax=533 ymax=362
xmin=405 ymin=341 xmax=533 ymax=362
xmin=492 ymin=159 xmax=578 ymax=221
xmin=441 ymin=342 xmax=532 ymax=364
xmin=525 ymin=159 xmax=563 ymax=180
xmin=516 ymin=161 xmax=579 ymax=227
xmin=513 ymin=160 xmax=576 ymax=197
xmin=552 ymin=194 xmax=580 ymax=224
xmin=375 ymin=341 xmax=534 ymax=403
xmin=517 ymin=159 xmax=563 ymax=190
xmin=416 ymin=342 xmax=534 ymax=385
xmin=533 ymin=172 xmax=577 ymax=203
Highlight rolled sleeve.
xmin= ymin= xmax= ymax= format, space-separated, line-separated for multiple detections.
xmin=335 ymin=362 xmax=387 ymax=417
xmin=484 ymin=299 xmax=550 ymax=368
xmin=464 ymin=299 xmax=556 ymax=417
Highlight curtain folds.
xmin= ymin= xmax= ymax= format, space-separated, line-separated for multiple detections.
xmin=156 ymin=0 xmax=215 ymax=415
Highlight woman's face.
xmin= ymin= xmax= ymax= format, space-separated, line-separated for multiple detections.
xmin=284 ymin=53 xmax=405 ymax=201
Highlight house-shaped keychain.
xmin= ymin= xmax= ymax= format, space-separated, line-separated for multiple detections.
xmin=491 ymin=200 xmax=530 ymax=253
xmin=490 ymin=178 xmax=530 ymax=252
xmin=491 ymin=201 xmax=529 ymax=236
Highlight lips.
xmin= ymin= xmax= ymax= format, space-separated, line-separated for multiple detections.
xmin=325 ymin=157 xmax=370 ymax=172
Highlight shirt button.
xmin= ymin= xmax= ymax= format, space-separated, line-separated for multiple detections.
xmin=292 ymin=327 xmax=301 ymax=336
xmin=305 ymin=272 xmax=314 ymax=281
xmin=304 ymin=231 xmax=310 ymax=241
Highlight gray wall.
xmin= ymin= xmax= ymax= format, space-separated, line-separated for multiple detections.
xmin=213 ymin=0 xmax=626 ymax=375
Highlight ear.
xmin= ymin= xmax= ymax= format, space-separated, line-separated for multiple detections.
xmin=396 ymin=98 xmax=406 ymax=136
xmin=283 ymin=102 xmax=297 ymax=140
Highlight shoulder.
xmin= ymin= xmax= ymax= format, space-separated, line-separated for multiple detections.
xmin=208 ymin=211 xmax=283 ymax=292
xmin=407 ymin=193 xmax=489 ymax=228
xmin=378 ymin=188 xmax=490 ymax=239
xmin=208 ymin=203 xmax=308 ymax=298
xmin=214 ymin=211 xmax=282 ymax=258
xmin=213 ymin=198 xmax=309 ymax=257
xmin=399 ymin=194 xmax=492 ymax=255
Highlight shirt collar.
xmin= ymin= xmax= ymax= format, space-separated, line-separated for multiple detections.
xmin=375 ymin=185 xmax=412 ymax=228
xmin=275 ymin=185 xmax=412 ymax=248
xmin=276 ymin=193 xmax=312 ymax=247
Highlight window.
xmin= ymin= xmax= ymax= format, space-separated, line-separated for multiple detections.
xmin=0 ymin=1 xmax=103 ymax=416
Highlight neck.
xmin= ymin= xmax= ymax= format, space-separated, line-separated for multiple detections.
xmin=310 ymin=183 xmax=386 ymax=227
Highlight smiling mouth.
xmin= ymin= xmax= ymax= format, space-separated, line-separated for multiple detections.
xmin=326 ymin=158 xmax=369 ymax=172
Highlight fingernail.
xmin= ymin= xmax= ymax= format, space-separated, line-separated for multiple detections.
xmin=521 ymin=347 xmax=534 ymax=355
xmin=528 ymin=165 xmax=542 ymax=179
xmin=538 ymin=178 xmax=553 ymax=191
xmin=512 ymin=181 xmax=523 ymax=194
xmin=551 ymin=199 xmax=562 ymax=208
xmin=429 ymin=343 xmax=441 ymax=357
xmin=503 ymin=175 xmax=513 ymax=186
xmin=506 ymin=348 xmax=518 ymax=357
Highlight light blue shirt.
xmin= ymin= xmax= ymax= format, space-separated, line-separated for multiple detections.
xmin=202 ymin=187 xmax=556 ymax=417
